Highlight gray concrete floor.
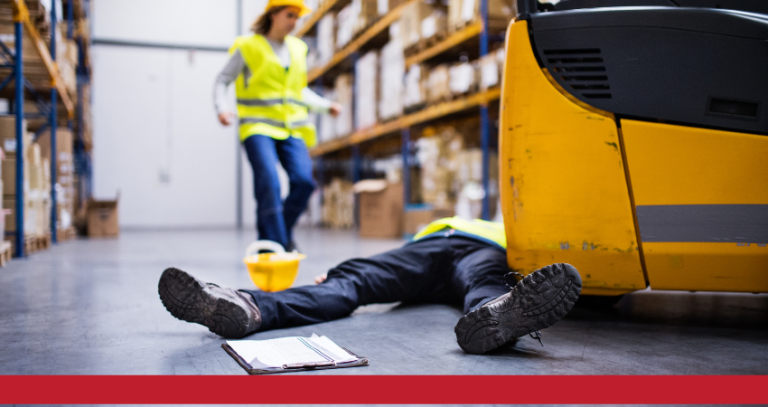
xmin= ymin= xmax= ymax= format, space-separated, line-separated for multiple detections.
xmin=1 ymin=227 xmax=766 ymax=375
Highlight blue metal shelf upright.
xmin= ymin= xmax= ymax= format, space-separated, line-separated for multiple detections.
xmin=1 ymin=0 xmax=77 ymax=257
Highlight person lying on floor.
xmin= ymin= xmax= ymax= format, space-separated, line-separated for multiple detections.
xmin=158 ymin=217 xmax=583 ymax=354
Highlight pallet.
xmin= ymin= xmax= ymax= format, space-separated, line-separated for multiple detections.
xmin=57 ymin=227 xmax=77 ymax=242
xmin=39 ymin=233 xmax=52 ymax=250
xmin=0 ymin=241 xmax=10 ymax=266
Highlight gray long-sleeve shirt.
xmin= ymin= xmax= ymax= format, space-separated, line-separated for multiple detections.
xmin=213 ymin=38 xmax=332 ymax=115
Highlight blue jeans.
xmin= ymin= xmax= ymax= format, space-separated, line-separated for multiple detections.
xmin=244 ymin=236 xmax=509 ymax=332
xmin=242 ymin=134 xmax=316 ymax=249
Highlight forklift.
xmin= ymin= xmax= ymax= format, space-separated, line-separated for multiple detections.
xmin=499 ymin=0 xmax=768 ymax=296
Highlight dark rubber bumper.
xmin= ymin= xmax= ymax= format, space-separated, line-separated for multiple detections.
xmin=454 ymin=263 xmax=583 ymax=354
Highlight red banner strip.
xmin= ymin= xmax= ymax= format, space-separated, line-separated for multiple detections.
xmin=1 ymin=375 xmax=766 ymax=404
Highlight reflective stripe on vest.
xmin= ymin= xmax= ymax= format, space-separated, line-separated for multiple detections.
xmin=231 ymin=34 xmax=317 ymax=147
xmin=413 ymin=217 xmax=507 ymax=249
xmin=236 ymin=97 xmax=309 ymax=107
xmin=239 ymin=117 xmax=312 ymax=128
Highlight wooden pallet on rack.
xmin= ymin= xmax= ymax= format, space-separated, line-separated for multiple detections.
xmin=405 ymin=21 xmax=482 ymax=68
xmin=57 ymin=227 xmax=76 ymax=242
xmin=309 ymin=87 xmax=501 ymax=157
xmin=0 ymin=240 xmax=11 ymax=266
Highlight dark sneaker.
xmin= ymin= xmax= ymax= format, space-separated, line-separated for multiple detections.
xmin=158 ymin=267 xmax=262 ymax=338
xmin=454 ymin=263 xmax=582 ymax=354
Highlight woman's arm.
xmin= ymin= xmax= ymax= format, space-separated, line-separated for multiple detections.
xmin=213 ymin=49 xmax=246 ymax=125
xmin=302 ymin=87 xmax=342 ymax=116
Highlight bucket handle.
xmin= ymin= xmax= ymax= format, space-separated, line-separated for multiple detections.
xmin=245 ymin=240 xmax=285 ymax=257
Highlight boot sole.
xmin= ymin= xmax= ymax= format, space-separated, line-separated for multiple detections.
xmin=158 ymin=267 xmax=250 ymax=338
xmin=455 ymin=263 xmax=582 ymax=354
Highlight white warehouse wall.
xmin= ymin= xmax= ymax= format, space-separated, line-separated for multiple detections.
xmin=92 ymin=0 xmax=271 ymax=229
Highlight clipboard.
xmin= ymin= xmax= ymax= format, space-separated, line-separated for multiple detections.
xmin=222 ymin=343 xmax=369 ymax=375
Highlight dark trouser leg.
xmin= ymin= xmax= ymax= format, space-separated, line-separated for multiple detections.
xmin=242 ymin=238 xmax=458 ymax=331
xmin=242 ymin=135 xmax=289 ymax=248
xmin=275 ymin=136 xmax=316 ymax=246
xmin=448 ymin=241 xmax=510 ymax=314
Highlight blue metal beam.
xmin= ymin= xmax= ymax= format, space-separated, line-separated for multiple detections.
xmin=401 ymin=128 xmax=410 ymax=207
xmin=480 ymin=106 xmax=490 ymax=220
xmin=479 ymin=0 xmax=491 ymax=221
xmin=352 ymin=145 xmax=361 ymax=183
xmin=50 ymin=1 xmax=58 ymax=243
xmin=14 ymin=21 xmax=24 ymax=257
xmin=67 ymin=0 xmax=74 ymax=39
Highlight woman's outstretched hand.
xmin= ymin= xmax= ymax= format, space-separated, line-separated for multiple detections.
xmin=329 ymin=103 xmax=342 ymax=117
xmin=218 ymin=112 xmax=235 ymax=126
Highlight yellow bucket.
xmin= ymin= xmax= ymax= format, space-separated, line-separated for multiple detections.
xmin=243 ymin=241 xmax=305 ymax=292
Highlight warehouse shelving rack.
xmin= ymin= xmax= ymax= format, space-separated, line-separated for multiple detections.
xmin=298 ymin=0 xmax=502 ymax=222
xmin=70 ymin=0 xmax=92 ymax=228
xmin=1 ymin=0 xmax=88 ymax=257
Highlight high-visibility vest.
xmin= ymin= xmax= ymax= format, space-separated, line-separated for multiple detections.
xmin=413 ymin=217 xmax=507 ymax=249
xmin=231 ymin=34 xmax=317 ymax=147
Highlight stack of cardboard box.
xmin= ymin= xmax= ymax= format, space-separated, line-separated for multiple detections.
xmin=354 ymin=180 xmax=403 ymax=238
xmin=336 ymin=4 xmax=355 ymax=49
xmin=56 ymin=25 xmax=78 ymax=96
xmin=1 ymin=117 xmax=30 ymax=239
xmin=427 ymin=65 xmax=451 ymax=103
xmin=0 ymin=116 xmax=52 ymax=244
xmin=403 ymin=63 xmax=427 ymax=111
xmin=319 ymin=74 xmax=354 ymax=141
xmin=378 ymin=39 xmax=404 ymax=121
xmin=448 ymin=59 xmax=478 ymax=96
xmin=38 ymin=127 xmax=75 ymax=233
xmin=334 ymin=74 xmax=354 ymax=136
xmin=353 ymin=0 xmax=380 ymax=35
xmin=317 ymin=13 xmax=336 ymax=67
xmin=355 ymin=51 xmax=379 ymax=130
xmin=322 ymin=178 xmax=354 ymax=229
xmin=478 ymin=48 xmax=505 ymax=91
xmin=414 ymin=123 xmax=499 ymax=222
xmin=399 ymin=0 xmax=446 ymax=51
xmin=447 ymin=0 xmax=514 ymax=34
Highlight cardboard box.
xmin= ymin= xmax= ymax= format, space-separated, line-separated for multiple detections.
xmin=399 ymin=1 xmax=437 ymax=48
xmin=379 ymin=39 xmax=404 ymax=120
xmin=354 ymin=180 xmax=403 ymax=238
xmin=87 ymin=199 xmax=119 ymax=237
xmin=0 ymin=117 xmax=30 ymax=157
xmin=317 ymin=13 xmax=336 ymax=65
xmin=427 ymin=64 xmax=451 ymax=103
xmin=355 ymin=51 xmax=379 ymax=130
xmin=3 ymin=193 xmax=43 ymax=236
xmin=334 ymin=74 xmax=354 ymax=137
xmin=36 ymin=127 xmax=73 ymax=165
xmin=2 ymin=158 xmax=16 ymax=196
xmin=322 ymin=178 xmax=354 ymax=229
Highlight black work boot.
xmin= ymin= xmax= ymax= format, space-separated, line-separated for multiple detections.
xmin=158 ymin=267 xmax=262 ymax=338
xmin=454 ymin=263 xmax=582 ymax=354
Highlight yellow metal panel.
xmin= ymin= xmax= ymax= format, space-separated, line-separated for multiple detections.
xmin=622 ymin=120 xmax=768 ymax=205
xmin=622 ymin=120 xmax=768 ymax=293
xmin=499 ymin=21 xmax=646 ymax=294
xmin=643 ymin=242 xmax=768 ymax=292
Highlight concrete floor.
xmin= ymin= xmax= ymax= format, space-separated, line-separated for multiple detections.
xmin=1 ymin=227 xmax=767 ymax=375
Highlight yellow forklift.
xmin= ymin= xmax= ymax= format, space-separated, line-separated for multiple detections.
xmin=499 ymin=0 xmax=768 ymax=296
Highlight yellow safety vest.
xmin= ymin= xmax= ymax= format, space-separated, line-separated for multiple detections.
xmin=413 ymin=217 xmax=507 ymax=249
xmin=231 ymin=34 xmax=317 ymax=147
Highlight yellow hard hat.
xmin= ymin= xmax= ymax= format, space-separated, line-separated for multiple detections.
xmin=265 ymin=0 xmax=312 ymax=17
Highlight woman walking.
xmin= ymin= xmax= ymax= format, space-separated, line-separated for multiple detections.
xmin=214 ymin=0 xmax=340 ymax=250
